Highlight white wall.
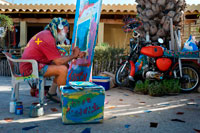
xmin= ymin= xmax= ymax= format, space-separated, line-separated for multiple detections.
xmin=0 ymin=0 xmax=10 ymax=5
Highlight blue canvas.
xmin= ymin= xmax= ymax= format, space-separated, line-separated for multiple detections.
xmin=67 ymin=0 xmax=102 ymax=82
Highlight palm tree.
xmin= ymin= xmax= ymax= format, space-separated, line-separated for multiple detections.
xmin=136 ymin=0 xmax=186 ymax=48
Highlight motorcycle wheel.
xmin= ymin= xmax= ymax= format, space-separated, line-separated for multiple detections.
xmin=115 ymin=61 xmax=135 ymax=88
xmin=175 ymin=64 xmax=200 ymax=92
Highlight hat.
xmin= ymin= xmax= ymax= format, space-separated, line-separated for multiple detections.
xmin=44 ymin=17 xmax=69 ymax=44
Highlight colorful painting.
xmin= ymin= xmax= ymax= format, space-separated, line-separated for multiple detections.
xmin=67 ymin=0 xmax=102 ymax=82
xmin=135 ymin=55 xmax=148 ymax=75
xmin=61 ymin=82 xmax=105 ymax=124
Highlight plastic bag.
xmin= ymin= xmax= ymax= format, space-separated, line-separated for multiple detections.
xmin=182 ymin=35 xmax=198 ymax=52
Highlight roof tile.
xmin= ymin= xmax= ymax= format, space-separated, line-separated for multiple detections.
xmin=0 ymin=3 xmax=198 ymax=14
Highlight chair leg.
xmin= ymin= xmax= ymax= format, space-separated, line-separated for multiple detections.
xmin=38 ymin=77 xmax=45 ymax=105
xmin=43 ymin=78 xmax=46 ymax=86
xmin=10 ymin=82 xmax=19 ymax=113
xmin=11 ymin=83 xmax=19 ymax=101
xmin=15 ymin=83 xmax=20 ymax=101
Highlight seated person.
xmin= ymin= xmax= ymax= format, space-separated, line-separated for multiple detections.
xmin=20 ymin=17 xmax=84 ymax=103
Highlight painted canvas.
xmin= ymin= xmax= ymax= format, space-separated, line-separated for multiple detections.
xmin=67 ymin=0 xmax=102 ymax=82
xmin=61 ymin=82 xmax=105 ymax=124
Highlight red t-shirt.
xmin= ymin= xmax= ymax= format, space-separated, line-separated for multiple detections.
xmin=20 ymin=30 xmax=61 ymax=76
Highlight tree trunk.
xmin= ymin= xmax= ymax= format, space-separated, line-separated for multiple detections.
xmin=135 ymin=0 xmax=186 ymax=48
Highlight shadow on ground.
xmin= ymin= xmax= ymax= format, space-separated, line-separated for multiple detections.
xmin=0 ymin=76 xmax=200 ymax=133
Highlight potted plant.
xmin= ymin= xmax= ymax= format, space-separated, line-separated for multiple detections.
xmin=0 ymin=14 xmax=13 ymax=38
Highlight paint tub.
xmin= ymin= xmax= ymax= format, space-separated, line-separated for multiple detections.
xmin=92 ymin=76 xmax=110 ymax=91
xmin=60 ymin=81 xmax=105 ymax=124
xmin=15 ymin=102 xmax=23 ymax=115
xmin=10 ymin=101 xmax=16 ymax=113
xmin=29 ymin=102 xmax=44 ymax=118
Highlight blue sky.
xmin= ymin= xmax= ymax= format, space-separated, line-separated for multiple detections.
xmin=6 ymin=0 xmax=200 ymax=5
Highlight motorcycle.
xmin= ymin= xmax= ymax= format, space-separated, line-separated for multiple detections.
xmin=115 ymin=27 xmax=200 ymax=92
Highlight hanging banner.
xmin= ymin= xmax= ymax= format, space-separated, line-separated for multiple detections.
xmin=67 ymin=0 xmax=102 ymax=82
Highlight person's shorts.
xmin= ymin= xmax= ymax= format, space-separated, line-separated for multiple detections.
xmin=39 ymin=65 xmax=49 ymax=76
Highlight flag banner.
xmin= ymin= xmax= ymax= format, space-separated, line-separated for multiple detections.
xmin=67 ymin=0 xmax=102 ymax=82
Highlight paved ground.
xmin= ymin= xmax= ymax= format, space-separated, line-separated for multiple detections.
xmin=0 ymin=76 xmax=200 ymax=133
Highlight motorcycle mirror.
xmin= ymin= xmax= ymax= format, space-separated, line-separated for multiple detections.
xmin=158 ymin=38 xmax=164 ymax=44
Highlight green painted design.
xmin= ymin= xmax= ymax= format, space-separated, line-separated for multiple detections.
xmin=16 ymin=74 xmax=37 ymax=81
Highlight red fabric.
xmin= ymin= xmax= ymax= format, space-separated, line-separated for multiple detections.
xmin=13 ymin=26 xmax=16 ymax=46
xmin=20 ymin=30 xmax=61 ymax=76
xmin=129 ymin=60 xmax=135 ymax=77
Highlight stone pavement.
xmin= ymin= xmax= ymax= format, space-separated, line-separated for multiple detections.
xmin=0 ymin=76 xmax=200 ymax=133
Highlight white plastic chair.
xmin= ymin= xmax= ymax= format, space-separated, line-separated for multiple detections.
xmin=3 ymin=52 xmax=45 ymax=113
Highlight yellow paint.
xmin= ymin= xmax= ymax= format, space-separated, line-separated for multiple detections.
xmin=33 ymin=33 xmax=38 ymax=40
xmin=16 ymin=74 xmax=37 ymax=81
xmin=86 ymin=109 xmax=103 ymax=120
xmin=67 ymin=95 xmax=81 ymax=99
xmin=129 ymin=115 xmax=135 ymax=117
xmin=35 ymin=38 xmax=43 ymax=45
xmin=67 ymin=92 xmax=99 ymax=99
xmin=108 ymin=106 xmax=116 ymax=109
xmin=62 ymin=106 xmax=103 ymax=123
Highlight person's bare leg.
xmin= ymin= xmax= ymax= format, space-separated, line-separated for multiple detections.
xmin=44 ymin=65 xmax=68 ymax=86
xmin=48 ymin=77 xmax=63 ymax=93
xmin=44 ymin=65 xmax=68 ymax=102
xmin=48 ymin=78 xmax=58 ymax=94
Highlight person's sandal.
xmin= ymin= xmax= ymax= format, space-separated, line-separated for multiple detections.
xmin=46 ymin=92 xmax=60 ymax=103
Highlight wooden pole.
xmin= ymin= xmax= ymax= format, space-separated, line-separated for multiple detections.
xmin=178 ymin=30 xmax=181 ymax=51
xmin=174 ymin=30 xmax=180 ymax=51
xmin=170 ymin=18 xmax=175 ymax=50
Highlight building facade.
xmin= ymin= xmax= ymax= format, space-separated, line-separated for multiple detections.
xmin=0 ymin=3 xmax=199 ymax=49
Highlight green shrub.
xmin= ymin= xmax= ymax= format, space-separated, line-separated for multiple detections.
xmin=162 ymin=79 xmax=181 ymax=94
xmin=94 ymin=43 xmax=125 ymax=62
xmin=134 ymin=80 xmax=149 ymax=94
xmin=57 ymin=43 xmax=125 ymax=62
xmin=0 ymin=14 xmax=13 ymax=31
xmin=148 ymin=81 xmax=165 ymax=96
xmin=134 ymin=79 xmax=181 ymax=97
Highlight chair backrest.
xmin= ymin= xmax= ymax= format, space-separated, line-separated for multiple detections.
xmin=3 ymin=52 xmax=16 ymax=77
xmin=3 ymin=51 xmax=40 ymax=83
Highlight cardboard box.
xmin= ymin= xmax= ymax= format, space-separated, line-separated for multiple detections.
xmin=60 ymin=82 xmax=105 ymax=124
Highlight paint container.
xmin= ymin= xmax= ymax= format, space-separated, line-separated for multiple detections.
xmin=29 ymin=102 xmax=44 ymax=118
xmin=9 ymin=101 xmax=16 ymax=113
xmin=92 ymin=76 xmax=110 ymax=91
xmin=15 ymin=102 xmax=23 ymax=115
